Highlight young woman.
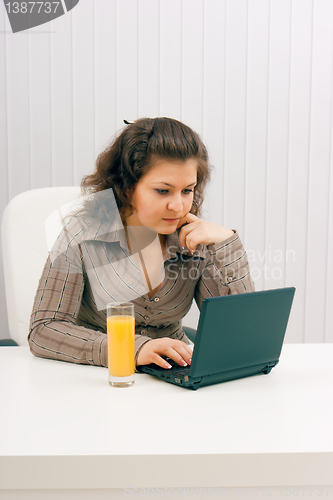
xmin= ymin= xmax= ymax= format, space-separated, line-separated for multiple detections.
xmin=28 ymin=117 xmax=255 ymax=370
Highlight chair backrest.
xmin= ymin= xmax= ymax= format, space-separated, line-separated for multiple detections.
xmin=1 ymin=187 xmax=81 ymax=345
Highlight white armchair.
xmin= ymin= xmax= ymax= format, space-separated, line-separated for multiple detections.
xmin=1 ymin=187 xmax=81 ymax=345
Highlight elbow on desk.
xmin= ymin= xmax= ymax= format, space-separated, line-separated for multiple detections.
xmin=27 ymin=320 xmax=108 ymax=367
xmin=28 ymin=324 xmax=53 ymax=361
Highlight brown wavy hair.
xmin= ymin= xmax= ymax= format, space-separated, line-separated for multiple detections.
xmin=81 ymin=117 xmax=211 ymax=220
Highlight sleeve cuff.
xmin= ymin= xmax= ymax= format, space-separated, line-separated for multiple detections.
xmin=92 ymin=333 xmax=108 ymax=367
xmin=209 ymin=230 xmax=255 ymax=292
xmin=93 ymin=333 xmax=153 ymax=371
xmin=134 ymin=335 xmax=152 ymax=372
xmin=208 ymin=229 xmax=238 ymax=255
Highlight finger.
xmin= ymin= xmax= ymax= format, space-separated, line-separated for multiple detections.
xmin=150 ymin=353 xmax=173 ymax=369
xmin=177 ymin=212 xmax=197 ymax=230
xmin=179 ymin=344 xmax=194 ymax=364
xmin=166 ymin=339 xmax=193 ymax=357
xmin=184 ymin=213 xmax=198 ymax=223
xmin=178 ymin=215 xmax=202 ymax=249
xmin=185 ymin=230 xmax=204 ymax=253
xmin=176 ymin=214 xmax=188 ymax=229
xmin=178 ymin=212 xmax=196 ymax=226
xmin=179 ymin=222 xmax=197 ymax=248
xmin=165 ymin=345 xmax=192 ymax=367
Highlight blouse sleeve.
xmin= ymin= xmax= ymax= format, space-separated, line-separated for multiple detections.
xmin=194 ymin=230 xmax=255 ymax=310
xmin=28 ymin=231 xmax=108 ymax=367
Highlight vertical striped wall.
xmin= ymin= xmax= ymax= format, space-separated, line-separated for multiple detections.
xmin=0 ymin=0 xmax=332 ymax=343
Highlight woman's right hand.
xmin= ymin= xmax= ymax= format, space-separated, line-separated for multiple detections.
xmin=136 ymin=338 xmax=193 ymax=369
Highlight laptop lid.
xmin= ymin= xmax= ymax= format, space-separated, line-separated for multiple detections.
xmin=189 ymin=287 xmax=296 ymax=379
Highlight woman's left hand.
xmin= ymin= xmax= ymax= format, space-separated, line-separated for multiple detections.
xmin=177 ymin=213 xmax=234 ymax=253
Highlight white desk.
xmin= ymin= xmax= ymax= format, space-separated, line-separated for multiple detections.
xmin=0 ymin=345 xmax=332 ymax=500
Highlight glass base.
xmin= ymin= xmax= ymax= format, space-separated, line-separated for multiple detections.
xmin=108 ymin=373 xmax=134 ymax=387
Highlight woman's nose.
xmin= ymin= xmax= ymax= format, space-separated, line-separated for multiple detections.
xmin=167 ymin=196 xmax=183 ymax=213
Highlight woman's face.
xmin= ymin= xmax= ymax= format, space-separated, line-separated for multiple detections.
xmin=126 ymin=158 xmax=197 ymax=234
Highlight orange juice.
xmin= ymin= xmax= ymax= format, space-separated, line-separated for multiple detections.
xmin=107 ymin=315 xmax=135 ymax=377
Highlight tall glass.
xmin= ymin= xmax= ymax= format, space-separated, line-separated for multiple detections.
xmin=107 ymin=302 xmax=135 ymax=387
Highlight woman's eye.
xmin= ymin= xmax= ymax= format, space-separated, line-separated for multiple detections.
xmin=155 ymin=188 xmax=193 ymax=195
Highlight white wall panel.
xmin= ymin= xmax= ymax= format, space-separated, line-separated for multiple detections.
xmin=29 ymin=22 xmax=52 ymax=188
xmin=116 ymin=0 xmax=138 ymax=128
xmin=286 ymin=0 xmax=313 ymax=343
xmin=179 ymin=0 xmax=205 ymax=331
xmin=181 ymin=0 xmax=204 ymax=136
xmin=202 ymin=0 xmax=226 ymax=226
xmin=0 ymin=3 xmax=8 ymax=210
xmin=244 ymin=0 xmax=270 ymax=292
xmin=5 ymin=18 xmax=30 ymax=198
xmin=50 ymin=10 xmax=74 ymax=186
xmin=159 ymin=0 xmax=182 ymax=119
xmin=0 ymin=0 xmax=332 ymax=343
xmin=326 ymin=95 xmax=333 ymax=342
xmin=0 ymin=2 xmax=10 ymax=338
xmin=265 ymin=0 xmax=291 ymax=291
xmin=95 ymin=0 xmax=117 ymax=155
xmin=72 ymin=1 xmax=95 ymax=185
xmin=223 ymin=0 xmax=248 ymax=236
xmin=138 ymin=0 xmax=160 ymax=119
xmin=305 ymin=0 xmax=333 ymax=342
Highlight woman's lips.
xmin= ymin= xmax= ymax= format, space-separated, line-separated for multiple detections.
xmin=163 ymin=218 xmax=179 ymax=223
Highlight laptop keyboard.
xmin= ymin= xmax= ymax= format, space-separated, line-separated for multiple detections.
xmin=165 ymin=358 xmax=191 ymax=376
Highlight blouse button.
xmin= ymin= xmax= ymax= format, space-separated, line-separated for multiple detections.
xmin=154 ymin=297 xmax=160 ymax=302
xmin=227 ymin=276 xmax=233 ymax=283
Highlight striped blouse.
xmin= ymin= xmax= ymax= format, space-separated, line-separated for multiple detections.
xmin=28 ymin=210 xmax=255 ymax=368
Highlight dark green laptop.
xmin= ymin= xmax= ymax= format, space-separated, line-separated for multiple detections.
xmin=139 ymin=287 xmax=296 ymax=390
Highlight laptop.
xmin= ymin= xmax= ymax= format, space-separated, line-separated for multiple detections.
xmin=138 ymin=287 xmax=296 ymax=390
